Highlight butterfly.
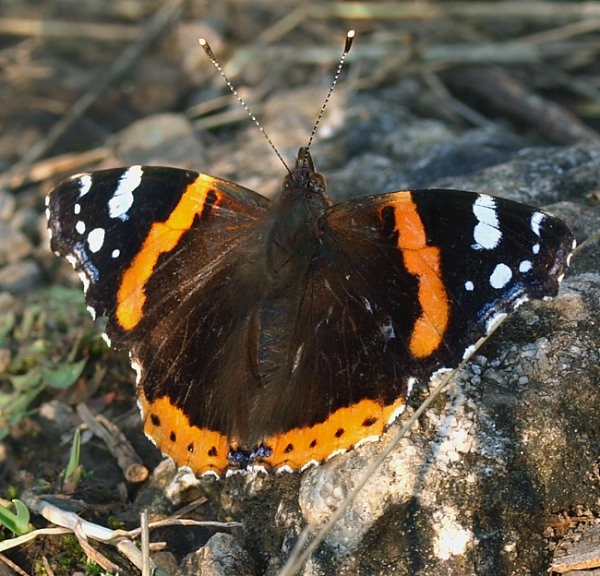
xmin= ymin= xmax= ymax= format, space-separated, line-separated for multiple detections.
xmin=46 ymin=142 xmax=575 ymax=477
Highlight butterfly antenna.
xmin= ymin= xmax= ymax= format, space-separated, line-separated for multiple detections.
xmin=304 ymin=29 xmax=355 ymax=156
xmin=199 ymin=38 xmax=291 ymax=174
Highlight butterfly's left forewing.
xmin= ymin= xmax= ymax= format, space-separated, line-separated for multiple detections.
xmin=323 ymin=189 xmax=574 ymax=368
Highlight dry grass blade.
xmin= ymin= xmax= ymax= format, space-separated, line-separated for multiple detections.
xmin=141 ymin=510 xmax=150 ymax=576
xmin=516 ymin=17 xmax=600 ymax=45
xmin=308 ymin=1 xmax=600 ymax=20
xmin=254 ymin=6 xmax=308 ymax=45
xmin=0 ymin=528 xmax=71 ymax=554
xmin=0 ymin=18 xmax=140 ymax=42
xmin=446 ymin=66 xmax=600 ymax=144
xmin=0 ymin=552 xmax=31 ymax=576
xmin=72 ymin=520 xmax=121 ymax=574
xmin=17 ymin=493 xmax=153 ymax=572
xmin=3 ymin=492 xmax=242 ymax=573
xmin=421 ymin=72 xmax=496 ymax=128
xmin=5 ymin=147 xmax=109 ymax=191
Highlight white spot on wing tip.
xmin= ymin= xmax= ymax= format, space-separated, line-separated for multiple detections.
xmin=87 ymin=227 xmax=105 ymax=253
xmin=354 ymin=434 xmax=380 ymax=449
xmin=326 ymin=448 xmax=347 ymax=461
xmin=472 ymin=195 xmax=502 ymax=250
xmin=101 ymin=333 xmax=112 ymax=347
xmin=130 ymin=357 xmax=143 ymax=385
xmin=462 ymin=344 xmax=477 ymax=361
xmin=387 ymin=403 xmax=407 ymax=426
xmin=274 ymin=464 xmax=294 ymax=474
xmin=519 ymin=260 xmax=532 ymax=274
xmin=300 ymin=459 xmax=320 ymax=472
xmin=77 ymin=271 xmax=90 ymax=293
xmin=78 ymin=174 xmax=92 ymax=197
xmin=109 ymin=166 xmax=143 ymax=220
xmin=485 ymin=311 xmax=507 ymax=335
xmin=489 ymin=262 xmax=512 ymax=289
xmin=530 ymin=211 xmax=545 ymax=236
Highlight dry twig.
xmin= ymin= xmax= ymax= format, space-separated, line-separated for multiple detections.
xmin=76 ymin=403 xmax=148 ymax=484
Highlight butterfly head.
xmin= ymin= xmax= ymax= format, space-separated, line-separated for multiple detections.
xmin=282 ymin=147 xmax=327 ymax=200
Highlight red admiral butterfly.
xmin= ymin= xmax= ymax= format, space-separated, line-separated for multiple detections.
xmin=46 ymin=35 xmax=575 ymax=478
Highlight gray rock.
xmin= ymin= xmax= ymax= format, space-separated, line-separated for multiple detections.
xmin=179 ymin=532 xmax=255 ymax=576
xmin=115 ymin=112 xmax=205 ymax=168
xmin=0 ymin=222 xmax=34 ymax=266
xmin=0 ymin=260 xmax=43 ymax=294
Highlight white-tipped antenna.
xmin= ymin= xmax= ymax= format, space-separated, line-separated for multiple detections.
xmin=199 ymin=30 xmax=355 ymax=172
xmin=305 ymin=29 xmax=355 ymax=154
xmin=199 ymin=38 xmax=290 ymax=173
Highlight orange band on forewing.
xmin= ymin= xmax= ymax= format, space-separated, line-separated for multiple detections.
xmin=116 ymin=175 xmax=221 ymax=331
xmin=387 ymin=198 xmax=449 ymax=358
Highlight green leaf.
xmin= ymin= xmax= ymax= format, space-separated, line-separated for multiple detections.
xmin=0 ymin=499 xmax=31 ymax=536
xmin=7 ymin=370 xmax=42 ymax=390
xmin=0 ymin=385 xmax=44 ymax=440
xmin=40 ymin=358 xmax=87 ymax=389
xmin=63 ymin=428 xmax=83 ymax=492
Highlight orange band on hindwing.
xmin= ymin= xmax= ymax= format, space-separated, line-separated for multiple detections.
xmin=116 ymin=175 xmax=222 ymax=331
xmin=381 ymin=195 xmax=449 ymax=358
xmin=258 ymin=396 xmax=407 ymax=472
xmin=138 ymin=389 xmax=232 ymax=476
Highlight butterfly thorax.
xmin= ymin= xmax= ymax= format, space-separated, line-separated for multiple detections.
xmin=252 ymin=149 xmax=330 ymax=395
xmin=265 ymin=148 xmax=330 ymax=287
